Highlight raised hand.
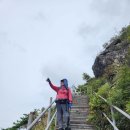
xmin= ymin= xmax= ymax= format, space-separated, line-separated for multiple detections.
xmin=46 ymin=78 xmax=51 ymax=83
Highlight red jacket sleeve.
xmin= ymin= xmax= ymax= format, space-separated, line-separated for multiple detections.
xmin=68 ymin=88 xmax=72 ymax=103
xmin=49 ymin=82 xmax=59 ymax=92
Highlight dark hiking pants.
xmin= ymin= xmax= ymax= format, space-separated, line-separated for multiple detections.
xmin=56 ymin=102 xmax=69 ymax=129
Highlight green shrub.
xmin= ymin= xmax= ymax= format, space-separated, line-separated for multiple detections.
xmin=126 ymin=102 xmax=130 ymax=114
xmin=120 ymin=25 xmax=130 ymax=42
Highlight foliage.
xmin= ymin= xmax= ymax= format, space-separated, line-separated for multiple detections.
xmin=77 ymin=23 xmax=130 ymax=130
xmin=3 ymin=114 xmax=28 ymax=130
xmin=32 ymin=106 xmax=56 ymax=130
xmin=82 ymin=73 xmax=91 ymax=82
xmin=103 ymin=42 xmax=109 ymax=49
xmin=3 ymin=109 xmax=40 ymax=130
xmin=120 ymin=25 xmax=130 ymax=42
xmin=77 ymin=73 xmax=106 ymax=96
xmin=4 ymin=103 xmax=56 ymax=130
xmin=77 ymin=65 xmax=130 ymax=129
xmin=126 ymin=101 xmax=130 ymax=114
xmin=97 ymin=83 xmax=110 ymax=98
xmin=126 ymin=48 xmax=130 ymax=66
xmin=102 ymin=24 xmax=130 ymax=50
xmin=4 ymin=24 xmax=130 ymax=130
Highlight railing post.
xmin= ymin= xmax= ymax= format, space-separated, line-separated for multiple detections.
xmin=45 ymin=111 xmax=57 ymax=130
xmin=47 ymin=97 xmax=53 ymax=125
xmin=55 ymin=113 xmax=57 ymax=130
xmin=110 ymin=106 xmax=116 ymax=130
xmin=27 ymin=112 xmax=34 ymax=128
xmin=27 ymin=100 xmax=55 ymax=130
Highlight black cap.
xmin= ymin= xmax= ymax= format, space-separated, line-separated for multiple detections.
xmin=61 ymin=79 xmax=64 ymax=82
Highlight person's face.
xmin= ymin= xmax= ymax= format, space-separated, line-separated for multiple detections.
xmin=61 ymin=81 xmax=64 ymax=86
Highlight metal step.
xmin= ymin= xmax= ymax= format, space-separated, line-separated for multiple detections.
xmin=70 ymin=124 xmax=94 ymax=128
xmin=71 ymin=128 xmax=95 ymax=130
xmin=56 ymin=95 xmax=95 ymax=130
xmin=68 ymin=95 xmax=95 ymax=130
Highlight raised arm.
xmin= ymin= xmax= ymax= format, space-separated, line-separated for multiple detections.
xmin=46 ymin=78 xmax=59 ymax=92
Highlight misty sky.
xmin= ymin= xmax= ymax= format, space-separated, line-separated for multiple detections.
xmin=0 ymin=0 xmax=130 ymax=128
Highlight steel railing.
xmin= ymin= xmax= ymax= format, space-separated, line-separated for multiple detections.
xmin=27 ymin=87 xmax=78 ymax=130
xmin=27 ymin=98 xmax=56 ymax=130
xmin=45 ymin=111 xmax=57 ymax=130
xmin=94 ymin=92 xmax=130 ymax=130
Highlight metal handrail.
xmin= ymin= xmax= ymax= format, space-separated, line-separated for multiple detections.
xmin=112 ymin=105 xmax=130 ymax=120
xmin=27 ymin=100 xmax=56 ymax=130
xmin=45 ymin=110 xmax=57 ymax=130
xmin=102 ymin=112 xmax=119 ymax=130
xmin=94 ymin=92 xmax=130 ymax=120
xmin=94 ymin=92 xmax=130 ymax=130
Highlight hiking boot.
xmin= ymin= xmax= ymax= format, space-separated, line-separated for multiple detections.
xmin=64 ymin=127 xmax=71 ymax=130
xmin=59 ymin=128 xmax=63 ymax=130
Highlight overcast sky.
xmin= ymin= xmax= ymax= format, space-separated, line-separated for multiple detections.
xmin=0 ymin=0 xmax=130 ymax=128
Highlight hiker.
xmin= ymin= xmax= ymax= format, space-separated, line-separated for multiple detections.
xmin=46 ymin=78 xmax=72 ymax=130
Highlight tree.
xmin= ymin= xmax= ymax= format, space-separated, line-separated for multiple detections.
xmin=82 ymin=73 xmax=91 ymax=82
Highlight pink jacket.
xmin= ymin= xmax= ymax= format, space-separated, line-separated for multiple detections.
xmin=50 ymin=82 xmax=72 ymax=103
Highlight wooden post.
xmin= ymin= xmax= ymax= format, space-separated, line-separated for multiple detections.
xmin=27 ymin=112 xmax=34 ymax=128
xmin=47 ymin=97 xmax=53 ymax=125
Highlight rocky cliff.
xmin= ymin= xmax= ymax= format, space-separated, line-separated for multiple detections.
xmin=77 ymin=24 xmax=130 ymax=130
xmin=92 ymin=25 xmax=130 ymax=78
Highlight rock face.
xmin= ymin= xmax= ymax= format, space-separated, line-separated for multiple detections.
xmin=92 ymin=39 xmax=130 ymax=77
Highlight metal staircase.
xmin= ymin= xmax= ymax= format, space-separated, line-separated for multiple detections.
xmin=26 ymin=94 xmax=95 ymax=130
xmin=26 ymin=93 xmax=130 ymax=130
xmin=70 ymin=95 xmax=95 ymax=130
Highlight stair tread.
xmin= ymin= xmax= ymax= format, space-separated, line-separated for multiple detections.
xmin=56 ymin=94 xmax=95 ymax=130
xmin=68 ymin=95 xmax=95 ymax=129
